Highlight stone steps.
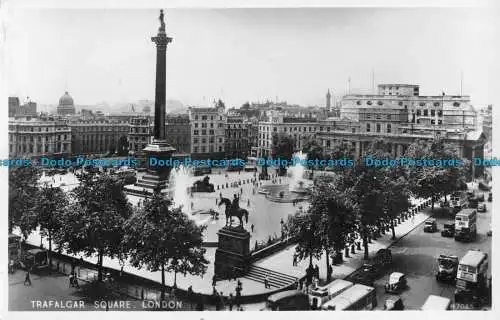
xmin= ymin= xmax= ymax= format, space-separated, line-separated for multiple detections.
xmin=243 ymin=265 xmax=298 ymax=289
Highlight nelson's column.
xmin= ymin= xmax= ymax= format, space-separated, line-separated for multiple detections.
xmin=131 ymin=10 xmax=176 ymax=195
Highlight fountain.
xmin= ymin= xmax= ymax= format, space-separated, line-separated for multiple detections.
xmin=168 ymin=165 xmax=192 ymax=213
xmin=288 ymin=151 xmax=308 ymax=195
xmin=258 ymin=151 xmax=311 ymax=203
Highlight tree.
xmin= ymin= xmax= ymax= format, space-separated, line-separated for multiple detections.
xmin=54 ymin=171 xmax=133 ymax=282
xmin=302 ymin=139 xmax=323 ymax=176
xmin=271 ymin=133 xmax=295 ymax=176
xmin=309 ymin=176 xmax=357 ymax=281
xmin=380 ymin=169 xmax=411 ymax=239
xmin=35 ymin=184 xmax=68 ymax=265
xmin=123 ymin=190 xmax=208 ymax=300
xmin=405 ymin=139 xmax=467 ymax=211
xmin=8 ymin=166 xmax=40 ymax=236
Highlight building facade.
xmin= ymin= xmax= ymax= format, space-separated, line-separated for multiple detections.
xmin=256 ymin=112 xmax=319 ymax=157
xmin=70 ymin=119 xmax=129 ymax=155
xmin=8 ymin=97 xmax=37 ymax=117
xmin=166 ymin=114 xmax=191 ymax=154
xmin=8 ymin=116 xmax=72 ymax=158
xmin=225 ymin=115 xmax=250 ymax=159
xmin=57 ymin=91 xmax=76 ymax=116
xmin=8 ymin=97 xmax=20 ymax=117
xmin=128 ymin=117 xmax=151 ymax=156
xmin=188 ymin=106 xmax=226 ymax=160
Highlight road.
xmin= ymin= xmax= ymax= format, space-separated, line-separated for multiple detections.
xmin=372 ymin=190 xmax=492 ymax=310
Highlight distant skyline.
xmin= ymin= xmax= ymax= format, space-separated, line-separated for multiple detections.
xmin=5 ymin=8 xmax=498 ymax=108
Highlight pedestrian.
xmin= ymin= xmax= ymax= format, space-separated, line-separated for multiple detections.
xmin=219 ymin=291 xmax=225 ymax=309
xmin=247 ymin=199 xmax=250 ymax=207
xmin=228 ymin=293 xmax=234 ymax=311
xmin=251 ymin=224 xmax=254 ymax=233
xmin=292 ymin=254 xmax=297 ymax=266
xmin=235 ymin=287 xmax=242 ymax=307
xmin=264 ymin=274 xmax=270 ymax=289
xmin=212 ymin=274 xmax=217 ymax=287
xmin=314 ymin=264 xmax=320 ymax=279
xmin=191 ymin=202 xmax=194 ymax=209
xmin=24 ymin=270 xmax=32 ymax=286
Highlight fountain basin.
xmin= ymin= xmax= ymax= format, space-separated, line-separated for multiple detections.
xmin=258 ymin=184 xmax=309 ymax=203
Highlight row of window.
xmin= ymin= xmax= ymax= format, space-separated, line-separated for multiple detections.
xmin=10 ymin=143 xmax=68 ymax=154
xmin=193 ymin=146 xmax=223 ymax=153
xmin=193 ymin=130 xmax=217 ymax=136
xmin=9 ymin=135 xmax=68 ymax=142
xmin=415 ymin=109 xmax=443 ymax=116
xmin=193 ymin=137 xmax=223 ymax=144
xmin=193 ymin=115 xmax=224 ymax=121
xmin=366 ymin=123 xmax=392 ymax=133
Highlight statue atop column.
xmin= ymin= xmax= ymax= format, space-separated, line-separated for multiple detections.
xmin=159 ymin=9 xmax=166 ymax=31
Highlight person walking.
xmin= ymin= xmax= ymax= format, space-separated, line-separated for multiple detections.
xmin=228 ymin=293 xmax=234 ymax=311
xmin=24 ymin=270 xmax=32 ymax=286
xmin=251 ymin=224 xmax=254 ymax=233
xmin=292 ymin=254 xmax=297 ymax=267
xmin=264 ymin=274 xmax=270 ymax=289
xmin=212 ymin=274 xmax=217 ymax=287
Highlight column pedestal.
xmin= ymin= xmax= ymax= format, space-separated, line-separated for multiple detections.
xmin=214 ymin=226 xmax=251 ymax=279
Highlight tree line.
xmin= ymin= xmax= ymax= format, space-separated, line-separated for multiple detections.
xmin=9 ymin=169 xmax=207 ymax=300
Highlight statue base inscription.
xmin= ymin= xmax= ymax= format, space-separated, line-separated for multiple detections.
xmin=214 ymin=226 xmax=251 ymax=280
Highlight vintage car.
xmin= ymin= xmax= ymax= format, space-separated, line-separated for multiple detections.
xmin=435 ymin=254 xmax=458 ymax=282
xmin=20 ymin=248 xmax=49 ymax=271
xmin=477 ymin=203 xmax=487 ymax=212
xmin=424 ymin=219 xmax=438 ymax=233
xmin=439 ymin=201 xmax=450 ymax=208
xmin=385 ymin=272 xmax=407 ymax=294
xmin=469 ymin=198 xmax=478 ymax=209
xmin=441 ymin=223 xmax=455 ymax=237
xmin=384 ymin=296 xmax=405 ymax=310
xmin=488 ymin=192 xmax=492 ymax=202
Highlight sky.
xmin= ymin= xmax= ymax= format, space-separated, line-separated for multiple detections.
xmin=4 ymin=7 xmax=498 ymax=108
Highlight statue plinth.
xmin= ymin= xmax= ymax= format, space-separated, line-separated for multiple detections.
xmin=126 ymin=140 xmax=176 ymax=195
xmin=214 ymin=226 xmax=251 ymax=279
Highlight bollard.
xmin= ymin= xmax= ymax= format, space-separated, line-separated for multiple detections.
xmin=345 ymin=248 xmax=350 ymax=258
xmin=367 ymin=236 xmax=372 ymax=244
xmin=398 ymin=218 xmax=401 ymax=224
xmin=351 ymin=244 xmax=355 ymax=254
xmin=356 ymin=242 xmax=361 ymax=251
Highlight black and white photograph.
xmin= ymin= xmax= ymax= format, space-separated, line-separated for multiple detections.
xmin=2 ymin=0 xmax=498 ymax=315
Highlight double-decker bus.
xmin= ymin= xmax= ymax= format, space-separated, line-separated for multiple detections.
xmin=450 ymin=191 xmax=468 ymax=211
xmin=421 ymin=295 xmax=452 ymax=310
xmin=309 ymin=279 xmax=354 ymax=309
xmin=454 ymin=209 xmax=477 ymax=242
xmin=321 ymin=284 xmax=377 ymax=310
xmin=455 ymin=250 xmax=488 ymax=306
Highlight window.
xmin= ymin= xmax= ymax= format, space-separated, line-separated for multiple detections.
xmin=431 ymin=110 xmax=435 ymax=116
xmin=453 ymin=102 xmax=460 ymax=107
xmin=209 ymin=130 xmax=214 ymax=135
xmin=219 ymin=138 xmax=223 ymax=143
xmin=194 ymin=130 xmax=199 ymax=135
xmin=284 ymin=128 xmax=287 ymax=132
xmin=398 ymin=101 xmax=403 ymax=106
xmin=417 ymin=119 xmax=420 ymax=124
xmin=210 ymin=123 xmax=214 ymax=128
xmin=273 ymin=127 xmax=277 ymax=132
xmin=366 ymin=123 xmax=371 ymax=132
xmin=419 ymin=102 xmax=426 ymax=107
xmin=194 ymin=147 xmax=198 ymax=153
xmin=431 ymin=120 xmax=435 ymax=124
xmin=367 ymin=101 xmax=373 ymax=105
xmin=202 ymin=116 xmax=207 ymax=120
xmin=210 ymin=116 xmax=214 ymax=120
xmin=387 ymin=124 xmax=391 ymax=133
xmin=438 ymin=120 xmax=442 ymax=124
xmin=201 ymin=146 xmax=206 ymax=153
xmin=387 ymin=114 xmax=391 ymax=120
xmin=195 ymin=115 xmax=198 ymax=120
xmin=366 ymin=114 xmax=371 ymax=119
xmin=377 ymin=101 xmax=383 ymax=106
xmin=194 ymin=123 xmax=198 ymax=128
xmin=219 ymin=146 xmax=223 ymax=152
xmin=193 ymin=138 xmax=199 ymax=144
xmin=376 ymin=114 xmax=381 ymax=119
xmin=417 ymin=110 xmax=421 ymax=116
xmin=356 ymin=101 xmax=362 ymax=105
xmin=202 ymin=130 xmax=206 ymax=135
xmin=352 ymin=128 xmax=356 ymax=133
xmin=202 ymin=123 xmax=207 ymax=128
xmin=376 ymin=124 xmax=381 ymax=133
xmin=423 ymin=110 xmax=428 ymax=116
xmin=437 ymin=110 xmax=443 ymax=116
xmin=202 ymin=138 xmax=206 ymax=144
xmin=434 ymin=102 xmax=440 ymax=107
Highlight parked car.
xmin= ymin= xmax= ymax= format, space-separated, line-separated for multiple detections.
xmin=385 ymin=272 xmax=407 ymax=294
xmin=384 ymin=296 xmax=405 ymax=310
xmin=477 ymin=203 xmax=486 ymax=212
xmin=469 ymin=198 xmax=478 ymax=209
xmin=440 ymin=201 xmax=450 ymax=208
xmin=441 ymin=223 xmax=455 ymax=237
xmin=488 ymin=192 xmax=492 ymax=202
xmin=424 ymin=219 xmax=438 ymax=233
xmin=477 ymin=194 xmax=485 ymax=202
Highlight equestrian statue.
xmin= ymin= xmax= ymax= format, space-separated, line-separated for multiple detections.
xmin=218 ymin=194 xmax=249 ymax=227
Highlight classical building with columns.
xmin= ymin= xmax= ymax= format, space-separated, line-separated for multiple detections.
xmin=70 ymin=119 xmax=129 ymax=155
xmin=8 ymin=116 xmax=72 ymax=159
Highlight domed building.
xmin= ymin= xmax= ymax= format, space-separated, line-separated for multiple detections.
xmin=142 ymin=105 xmax=151 ymax=114
xmin=57 ymin=91 xmax=76 ymax=115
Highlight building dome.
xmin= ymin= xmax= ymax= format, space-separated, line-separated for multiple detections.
xmin=59 ymin=91 xmax=74 ymax=106
xmin=57 ymin=91 xmax=76 ymax=115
